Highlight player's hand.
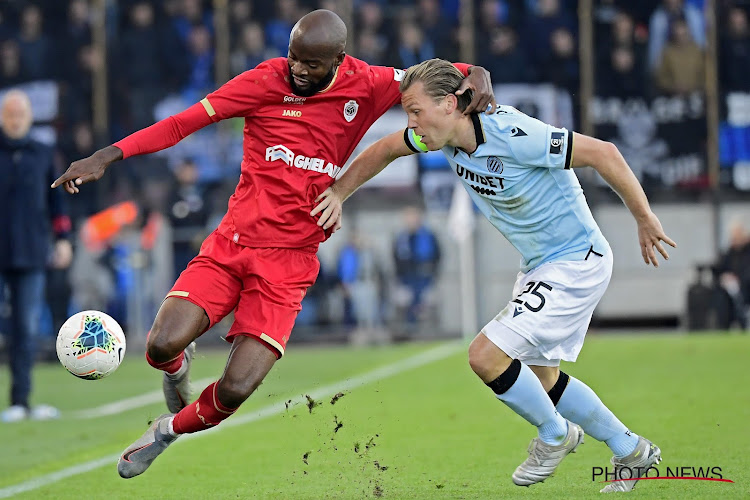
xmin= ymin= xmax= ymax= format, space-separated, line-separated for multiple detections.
xmin=51 ymin=145 xmax=123 ymax=194
xmin=636 ymin=212 xmax=676 ymax=267
xmin=457 ymin=66 xmax=496 ymax=115
xmin=310 ymin=186 xmax=344 ymax=231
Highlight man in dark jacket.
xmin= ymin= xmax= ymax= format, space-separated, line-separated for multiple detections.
xmin=0 ymin=89 xmax=72 ymax=423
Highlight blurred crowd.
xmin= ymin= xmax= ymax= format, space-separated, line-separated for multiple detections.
xmin=0 ymin=0 xmax=748 ymax=338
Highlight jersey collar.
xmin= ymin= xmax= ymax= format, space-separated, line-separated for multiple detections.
xmin=456 ymin=113 xmax=486 ymax=156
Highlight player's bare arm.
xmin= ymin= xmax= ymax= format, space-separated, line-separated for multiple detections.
xmin=571 ymin=132 xmax=677 ymax=267
xmin=51 ymin=145 xmax=123 ymax=194
xmin=458 ymin=66 xmax=496 ymax=114
xmin=311 ymin=131 xmax=414 ymax=230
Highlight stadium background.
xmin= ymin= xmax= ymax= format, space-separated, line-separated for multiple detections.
xmin=0 ymin=0 xmax=748 ymax=345
xmin=0 ymin=2 xmax=748 ymax=499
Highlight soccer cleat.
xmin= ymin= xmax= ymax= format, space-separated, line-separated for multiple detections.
xmin=600 ymin=437 xmax=661 ymax=493
xmin=512 ymin=421 xmax=584 ymax=486
xmin=163 ymin=342 xmax=196 ymax=413
xmin=118 ymin=414 xmax=177 ymax=478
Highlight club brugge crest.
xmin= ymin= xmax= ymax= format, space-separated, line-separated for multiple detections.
xmin=343 ymin=100 xmax=358 ymax=122
xmin=487 ymin=156 xmax=503 ymax=173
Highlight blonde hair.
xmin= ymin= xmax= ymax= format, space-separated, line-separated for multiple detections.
xmin=399 ymin=58 xmax=473 ymax=111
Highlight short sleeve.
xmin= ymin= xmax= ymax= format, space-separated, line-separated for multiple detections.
xmin=369 ymin=65 xmax=404 ymax=119
xmin=201 ymin=68 xmax=270 ymax=121
xmin=505 ymin=110 xmax=573 ymax=170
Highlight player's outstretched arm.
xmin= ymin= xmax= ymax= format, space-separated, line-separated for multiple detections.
xmin=52 ymin=101 xmax=215 ymax=194
xmin=311 ymin=131 xmax=415 ymax=230
xmin=571 ymin=132 xmax=676 ymax=267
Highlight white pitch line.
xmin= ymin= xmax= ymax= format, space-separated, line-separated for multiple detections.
xmin=71 ymin=377 xmax=216 ymax=419
xmin=0 ymin=341 xmax=462 ymax=499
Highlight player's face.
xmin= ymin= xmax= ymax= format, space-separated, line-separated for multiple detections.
xmin=401 ymin=83 xmax=454 ymax=150
xmin=287 ymin=40 xmax=341 ymax=97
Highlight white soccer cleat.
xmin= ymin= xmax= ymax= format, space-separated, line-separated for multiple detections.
xmin=512 ymin=421 xmax=584 ymax=486
xmin=163 ymin=342 xmax=196 ymax=413
xmin=600 ymin=437 xmax=661 ymax=493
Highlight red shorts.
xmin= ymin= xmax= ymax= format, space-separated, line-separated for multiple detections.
xmin=167 ymin=231 xmax=320 ymax=357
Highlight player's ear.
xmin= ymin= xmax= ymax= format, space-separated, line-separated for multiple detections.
xmin=334 ymin=51 xmax=346 ymax=67
xmin=444 ymin=93 xmax=458 ymax=114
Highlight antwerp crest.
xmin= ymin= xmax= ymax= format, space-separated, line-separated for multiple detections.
xmin=343 ymin=100 xmax=359 ymax=122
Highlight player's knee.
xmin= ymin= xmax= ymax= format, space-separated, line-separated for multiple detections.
xmin=468 ymin=338 xmax=493 ymax=379
xmin=145 ymin=329 xmax=182 ymax=364
xmin=468 ymin=335 xmax=513 ymax=382
xmin=216 ymin=375 xmax=262 ymax=408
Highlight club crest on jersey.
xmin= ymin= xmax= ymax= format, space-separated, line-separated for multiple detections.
xmin=343 ymin=100 xmax=359 ymax=122
xmin=487 ymin=156 xmax=503 ymax=174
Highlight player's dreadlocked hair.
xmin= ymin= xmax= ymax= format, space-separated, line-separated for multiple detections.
xmin=399 ymin=59 xmax=474 ymax=112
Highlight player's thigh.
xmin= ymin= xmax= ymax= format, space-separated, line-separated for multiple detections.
xmin=468 ymin=332 xmax=515 ymax=382
xmin=148 ymin=297 xmax=210 ymax=357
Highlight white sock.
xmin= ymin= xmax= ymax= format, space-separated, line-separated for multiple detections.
xmin=489 ymin=360 xmax=569 ymax=445
xmin=555 ymin=376 xmax=639 ymax=457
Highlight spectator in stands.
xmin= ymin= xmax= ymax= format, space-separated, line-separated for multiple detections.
xmin=118 ymin=2 xmax=169 ymax=132
xmin=648 ymin=0 xmax=705 ymax=71
xmin=356 ymin=30 xmax=388 ymax=65
xmin=539 ymin=27 xmax=579 ymax=94
xmin=336 ymin=232 xmax=384 ymax=330
xmin=183 ymin=25 xmax=215 ymax=102
xmin=523 ymin=0 xmax=577 ymax=67
xmin=265 ymin=0 xmax=301 ymax=55
xmin=0 ymin=41 xmax=23 ymax=87
xmin=228 ymin=0 xmax=252 ymax=41
xmin=59 ymin=121 xmax=100 ymax=225
xmin=0 ymin=90 xmax=71 ymax=423
xmin=478 ymin=26 xmax=535 ymax=83
xmin=231 ymin=22 xmax=278 ymax=75
xmin=714 ymin=220 xmax=750 ymax=329
xmin=655 ymin=17 xmax=705 ymax=95
xmin=393 ymin=206 xmax=441 ymax=324
xmin=418 ymin=0 xmax=457 ymax=60
xmin=354 ymin=2 xmax=390 ymax=64
xmin=58 ymin=0 xmax=91 ymax=82
xmin=599 ymin=11 xmax=648 ymax=77
xmin=167 ymin=158 xmax=210 ymax=280
xmin=15 ymin=5 xmax=52 ymax=81
xmin=171 ymin=0 xmax=213 ymax=43
xmin=391 ymin=22 xmax=435 ymax=70
xmin=720 ymin=6 xmax=750 ymax=92
xmin=598 ymin=46 xmax=645 ymax=97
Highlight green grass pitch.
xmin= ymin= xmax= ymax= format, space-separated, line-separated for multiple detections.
xmin=0 ymin=333 xmax=748 ymax=499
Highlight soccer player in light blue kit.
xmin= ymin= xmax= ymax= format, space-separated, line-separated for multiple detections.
xmin=311 ymin=59 xmax=676 ymax=493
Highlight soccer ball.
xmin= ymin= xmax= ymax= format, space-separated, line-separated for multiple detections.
xmin=56 ymin=310 xmax=126 ymax=380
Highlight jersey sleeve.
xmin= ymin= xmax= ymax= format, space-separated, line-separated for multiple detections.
xmin=201 ymin=68 xmax=270 ymax=121
xmin=369 ymin=65 xmax=405 ymax=119
xmin=504 ymin=109 xmax=573 ymax=170
xmin=403 ymin=128 xmax=429 ymax=153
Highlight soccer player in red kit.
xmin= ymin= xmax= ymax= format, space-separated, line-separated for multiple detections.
xmin=52 ymin=9 xmax=496 ymax=478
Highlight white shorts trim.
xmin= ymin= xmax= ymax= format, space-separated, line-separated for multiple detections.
xmin=481 ymin=249 xmax=613 ymax=363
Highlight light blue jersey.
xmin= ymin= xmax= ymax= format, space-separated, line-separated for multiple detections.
xmin=404 ymin=105 xmax=609 ymax=272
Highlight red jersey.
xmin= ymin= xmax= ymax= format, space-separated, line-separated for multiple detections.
xmin=115 ymin=56 xmax=471 ymax=249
